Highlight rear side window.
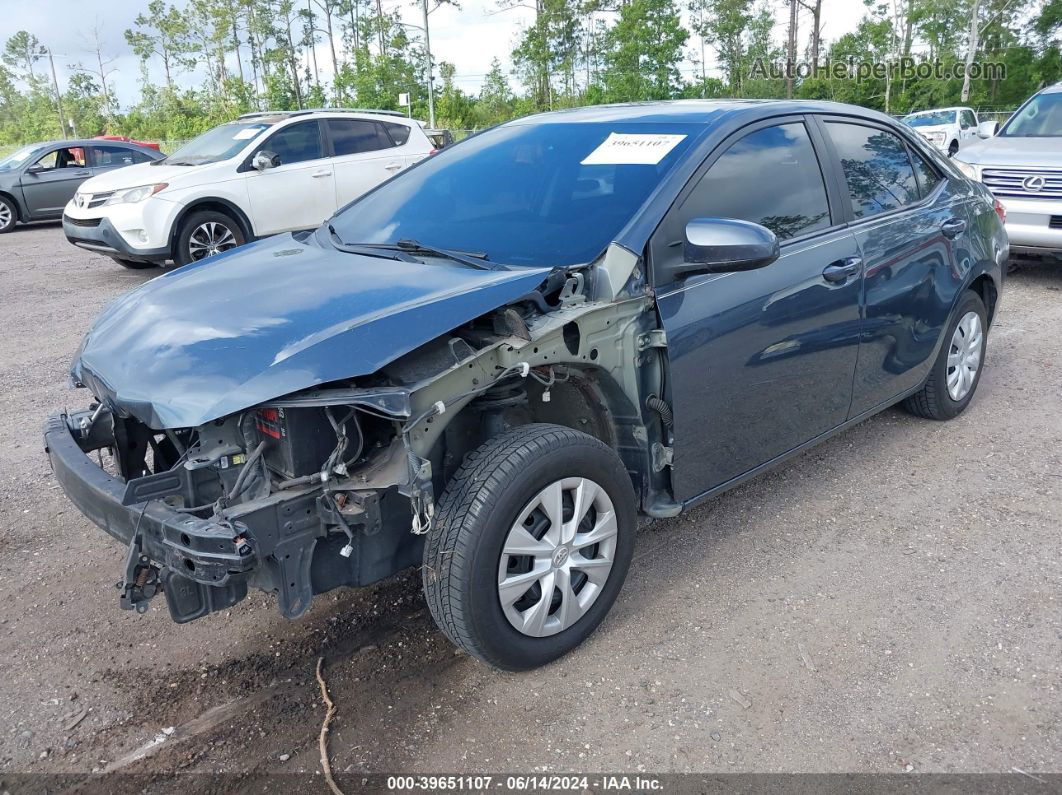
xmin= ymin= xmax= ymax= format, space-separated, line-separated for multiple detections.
xmin=91 ymin=145 xmax=150 ymax=167
xmin=328 ymin=119 xmax=394 ymax=155
xmin=909 ymin=148 xmax=942 ymax=198
xmin=826 ymin=122 xmax=919 ymax=219
xmin=382 ymin=122 xmax=411 ymax=146
xmin=263 ymin=121 xmax=324 ymax=165
xmin=677 ymin=122 xmax=831 ymax=241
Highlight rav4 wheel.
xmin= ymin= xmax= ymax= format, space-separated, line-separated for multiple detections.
xmin=176 ymin=210 xmax=245 ymax=266
xmin=0 ymin=195 xmax=16 ymax=233
xmin=423 ymin=424 xmax=636 ymax=670
xmin=903 ymin=290 xmax=988 ymax=420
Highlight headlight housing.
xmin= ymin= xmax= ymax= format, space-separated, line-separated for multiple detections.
xmin=103 ymin=183 xmax=168 ymax=205
xmin=953 ymin=160 xmax=978 ymax=181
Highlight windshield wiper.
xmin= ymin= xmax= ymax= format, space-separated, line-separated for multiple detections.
xmin=327 ymin=224 xmax=409 ymax=261
xmin=328 ymin=230 xmax=501 ymax=270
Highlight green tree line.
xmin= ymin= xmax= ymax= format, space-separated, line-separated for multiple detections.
xmin=0 ymin=0 xmax=1060 ymax=145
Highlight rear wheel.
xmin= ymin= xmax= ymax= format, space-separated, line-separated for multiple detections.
xmin=903 ymin=290 xmax=988 ymax=420
xmin=948 ymin=140 xmax=959 ymax=158
xmin=175 ymin=210 xmax=245 ymax=266
xmin=423 ymin=424 xmax=636 ymax=671
xmin=0 ymin=196 xmax=16 ymax=233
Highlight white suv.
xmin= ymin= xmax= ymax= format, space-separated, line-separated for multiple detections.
xmin=62 ymin=109 xmax=433 ymax=268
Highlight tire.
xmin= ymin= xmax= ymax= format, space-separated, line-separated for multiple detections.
xmin=111 ymin=257 xmax=157 ymax=270
xmin=423 ymin=424 xmax=637 ymax=671
xmin=0 ymin=195 xmax=17 ymax=233
xmin=903 ymin=290 xmax=988 ymax=420
xmin=948 ymin=141 xmax=959 ymax=158
xmin=175 ymin=210 xmax=245 ymax=266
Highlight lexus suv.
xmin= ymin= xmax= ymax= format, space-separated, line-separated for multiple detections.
xmin=45 ymin=100 xmax=1006 ymax=671
xmin=62 ymin=109 xmax=433 ymax=269
xmin=953 ymin=82 xmax=1062 ymax=262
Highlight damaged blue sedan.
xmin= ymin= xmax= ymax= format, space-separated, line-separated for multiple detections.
xmin=45 ymin=100 xmax=1007 ymax=670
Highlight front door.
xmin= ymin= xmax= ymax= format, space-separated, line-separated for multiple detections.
xmin=818 ymin=118 xmax=974 ymax=415
xmin=20 ymin=146 xmax=90 ymax=218
xmin=653 ymin=119 xmax=864 ymax=501
xmin=246 ymin=120 xmax=335 ymax=235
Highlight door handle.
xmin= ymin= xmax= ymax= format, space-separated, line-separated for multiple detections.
xmin=384 ymin=162 xmax=403 ymax=171
xmin=941 ymin=218 xmax=967 ymax=238
xmin=311 ymin=169 xmax=332 ymax=178
xmin=74 ymin=170 xmax=91 ymax=177
xmin=822 ymin=257 xmax=862 ymax=283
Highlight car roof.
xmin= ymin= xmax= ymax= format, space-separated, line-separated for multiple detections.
xmin=237 ymin=108 xmax=412 ymax=123
xmin=503 ymin=99 xmax=901 ymax=128
xmin=1041 ymin=82 xmax=1062 ymax=94
xmin=905 ymin=107 xmax=967 ymax=114
xmin=19 ymin=139 xmax=157 ymax=149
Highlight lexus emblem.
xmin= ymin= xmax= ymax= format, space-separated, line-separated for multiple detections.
xmin=1023 ymin=175 xmax=1046 ymax=192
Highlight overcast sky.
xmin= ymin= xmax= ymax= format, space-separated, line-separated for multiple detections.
xmin=2 ymin=0 xmax=869 ymax=107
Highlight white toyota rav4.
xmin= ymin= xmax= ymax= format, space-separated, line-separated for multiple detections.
xmin=62 ymin=109 xmax=433 ymax=268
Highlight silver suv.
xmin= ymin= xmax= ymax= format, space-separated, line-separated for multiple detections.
xmin=954 ymin=82 xmax=1062 ymax=261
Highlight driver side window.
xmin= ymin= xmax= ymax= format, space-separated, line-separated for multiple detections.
xmin=32 ymin=147 xmax=86 ymax=171
xmin=258 ymin=121 xmax=324 ymax=166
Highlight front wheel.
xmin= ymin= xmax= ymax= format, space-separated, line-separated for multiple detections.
xmin=423 ymin=424 xmax=637 ymax=671
xmin=175 ymin=210 xmax=245 ymax=266
xmin=0 ymin=195 xmax=16 ymax=233
xmin=903 ymin=290 xmax=988 ymax=420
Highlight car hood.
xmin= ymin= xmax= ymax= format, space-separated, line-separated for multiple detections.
xmin=956 ymin=136 xmax=1062 ymax=168
xmin=72 ymin=233 xmax=553 ymax=429
xmin=77 ymin=161 xmax=215 ymax=193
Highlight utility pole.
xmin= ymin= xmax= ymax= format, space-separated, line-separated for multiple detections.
xmin=47 ymin=50 xmax=68 ymax=140
xmin=422 ymin=0 xmax=435 ymax=128
xmin=960 ymin=0 xmax=981 ymax=103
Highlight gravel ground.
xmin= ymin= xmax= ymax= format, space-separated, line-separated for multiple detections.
xmin=0 ymin=223 xmax=1059 ymax=785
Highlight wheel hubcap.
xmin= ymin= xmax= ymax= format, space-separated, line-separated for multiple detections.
xmin=0 ymin=203 xmax=11 ymax=227
xmin=497 ymin=477 xmax=617 ymax=638
xmin=946 ymin=310 xmax=982 ymax=401
xmin=187 ymin=221 xmax=238 ymax=261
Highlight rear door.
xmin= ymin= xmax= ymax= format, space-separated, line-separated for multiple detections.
xmin=19 ymin=146 xmax=91 ymax=218
xmin=245 ymin=120 xmax=334 ymax=235
xmin=653 ymin=117 xmax=864 ymax=501
xmin=816 ymin=117 xmax=972 ymax=416
xmin=326 ymin=118 xmax=408 ymax=206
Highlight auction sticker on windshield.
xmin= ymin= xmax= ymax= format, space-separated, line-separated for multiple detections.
xmin=581 ymin=133 xmax=687 ymax=165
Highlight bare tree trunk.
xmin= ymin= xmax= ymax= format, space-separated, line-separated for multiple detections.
xmin=786 ymin=0 xmax=798 ymax=98
xmin=376 ymin=0 xmax=386 ymax=56
xmin=285 ymin=13 xmax=305 ymax=107
xmin=230 ymin=1 xmax=245 ymax=84
xmin=960 ymin=0 xmax=981 ymax=103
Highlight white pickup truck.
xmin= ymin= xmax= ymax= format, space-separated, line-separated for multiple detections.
xmin=953 ymin=83 xmax=1062 ymax=263
xmin=902 ymin=106 xmax=985 ymax=157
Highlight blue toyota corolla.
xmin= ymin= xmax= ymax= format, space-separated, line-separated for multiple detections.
xmin=45 ymin=100 xmax=1007 ymax=670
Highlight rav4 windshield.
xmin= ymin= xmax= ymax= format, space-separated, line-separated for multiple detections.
xmin=1001 ymin=92 xmax=1062 ymax=137
xmin=328 ymin=122 xmax=700 ymax=267
xmin=164 ymin=122 xmax=271 ymax=164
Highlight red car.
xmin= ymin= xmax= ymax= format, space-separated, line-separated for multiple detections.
xmin=94 ymin=135 xmax=161 ymax=152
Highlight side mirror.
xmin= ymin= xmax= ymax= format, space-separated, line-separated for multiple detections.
xmin=25 ymin=165 xmax=43 ymax=175
xmin=252 ymin=150 xmax=280 ymax=171
xmin=977 ymin=120 xmax=998 ymax=139
xmin=672 ymin=218 xmax=780 ymax=279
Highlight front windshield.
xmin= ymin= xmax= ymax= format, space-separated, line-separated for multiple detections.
xmin=1001 ymin=92 xmax=1062 ymax=137
xmin=164 ymin=122 xmax=271 ymax=165
xmin=904 ymin=111 xmax=955 ymax=127
xmin=0 ymin=145 xmax=45 ymax=172
xmin=328 ymin=122 xmax=700 ymax=267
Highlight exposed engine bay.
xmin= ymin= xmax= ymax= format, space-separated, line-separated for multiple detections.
xmin=47 ymin=245 xmax=676 ymax=623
